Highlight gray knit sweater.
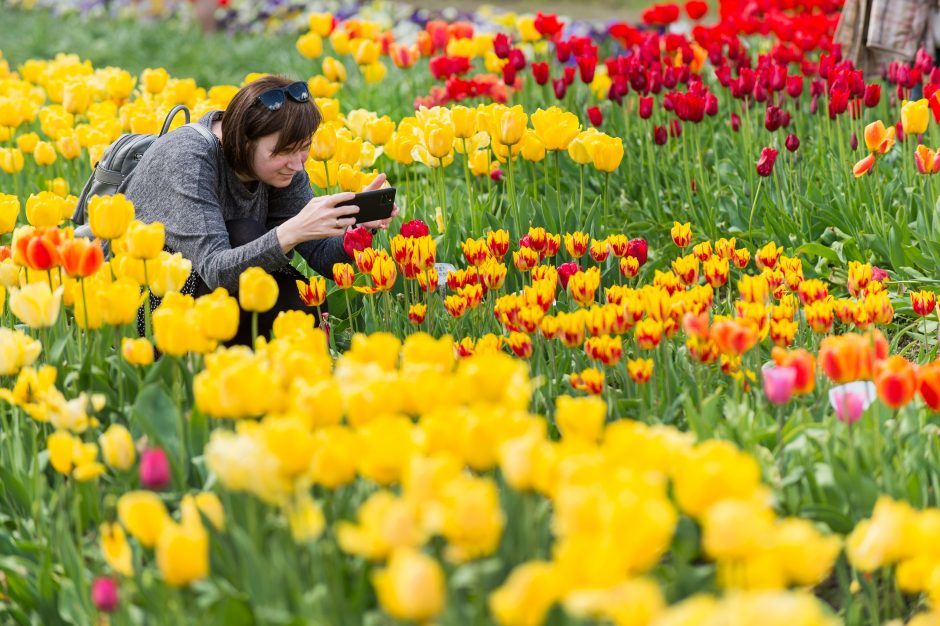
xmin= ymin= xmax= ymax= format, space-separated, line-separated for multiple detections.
xmin=121 ymin=110 xmax=347 ymax=293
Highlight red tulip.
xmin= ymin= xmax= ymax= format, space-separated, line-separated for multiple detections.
xmin=343 ymin=226 xmax=373 ymax=259
xmin=533 ymin=11 xmax=564 ymax=38
xmin=557 ymin=261 xmax=579 ymax=290
xmin=639 ymin=96 xmax=654 ymax=119
xmin=92 ymin=577 xmax=119 ymax=613
xmin=587 ymin=106 xmax=603 ymax=127
xmin=785 ymin=133 xmax=800 ymax=152
xmin=684 ymin=0 xmax=707 ymax=20
xmin=400 ymin=219 xmax=429 ymax=238
xmin=531 ymin=61 xmax=550 ymax=85
xmin=864 ymin=83 xmax=881 ymax=108
xmin=626 ymin=238 xmax=648 ymax=266
xmin=653 ymin=125 xmax=668 ymax=145
xmin=756 ymin=147 xmax=778 ymax=177
xmin=493 ymin=33 xmax=511 ymax=58
xmin=786 ymin=75 xmax=804 ymax=98
xmin=139 ymin=448 xmax=171 ymax=490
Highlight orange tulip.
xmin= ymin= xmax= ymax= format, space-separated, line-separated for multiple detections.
xmin=408 ymin=303 xmax=427 ymax=325
xmin=818 ymin=330 xmax=889 ymax=383
xmin=60 ymin=237 xmax=104 ymax=278
xmin=874 ymin=355 xmax=918 ymax=409
xmin=14 ymin=227 xmax=62 ymax=271
xmin=852 ymin=154 xmax=876 ymax=177
xmin=771 ymin=346 xmax=816 ymax=394
xmin=619 ymin=256 xmax=640 ymax=278
xmin=730 ymin=247 xmax=750 ymax=269
xmin=444 ymin=293 xmax=468 ymax=318
xmin=564 ymin=232 xmax=589 ymax=258
xmin=863 ymin=120 xmax=896 ymax=154
xmin=919 ymin=360 xmax=940 ymax=411
xmin=570 ymin=367 xmax=604 ymax=395
xmin=754 ymin=241 xmax=782 ymax=270
xmin=703 ymin=256 xmax=729 ymax=288
xmin=506 ymin=332 xmax=533 ymax=359
xmin=915 ymin=145 xmax=940 ymax=174
xmin=584 ymin=334 xmax=622 ymax=366
xmin=709 ymin=319 xmax=758 ymax=356
xmin=635 ymin=318 xmax=663 ymax=350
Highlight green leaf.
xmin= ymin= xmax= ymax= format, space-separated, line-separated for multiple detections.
xmin=131 ymin=384 xmax=186 ymax=486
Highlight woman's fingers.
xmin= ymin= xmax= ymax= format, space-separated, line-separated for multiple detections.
xmin=363 ymin=172 xmax=387 ymax=191
xmin=322 ymin=192 xmax=356 ymax=208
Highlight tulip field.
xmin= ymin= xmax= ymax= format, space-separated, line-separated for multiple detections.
xmin=9 ymin=0 xmax=940 ymax=624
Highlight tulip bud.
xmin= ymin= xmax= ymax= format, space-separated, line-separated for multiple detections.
xmin=850 ymin=131 xmax=858 ymax=150
xmin=92 ymin=577 xmax=119 ymax=613
xmin=785 ymin=133 xmax=800 ymax=152
xmin=730 ymin=112 xmax=741 ymax=132
xmin=653 ymin=125 xmax=667 ymax=145
xmin=638 ymin=96 xmax=654 ymax=119
xmin=139 ymin=448 xmax=171 ymax=490
xmin=586 ymin=106 xmax=603 ymax=127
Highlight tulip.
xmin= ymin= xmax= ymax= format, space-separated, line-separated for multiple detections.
xmin=863 ymin=120 xmax=895 ymax=154
xmin=762 ymin=365 xmax=797 ymax=405
xmin=343 ymin=226 xmax=373 ymax=259
xmin=852 ymin=154 xmax=876 ymax=177
xmin=139 ymin=447 xmax=171 ymax=490
xmin=122 ymin=337 xmax=155 ymax=366
xmin=586 ymin=106 xmax=603 ymax=127
xmin=590 ymin=134 xmax=623 ymax=172
xmin=627 ymin=358 xmax=654 ymax=383
xmin=239 ymin=267 xmax=278 ymax=313
xmin=60 ymin=238 xmax=104 ymax=279
xmin=373 ymin=549 xmax=445 ymax=622
xmin=901 ymin=99 xmax=929 ymax=135
xmin=25 ymin=191 xmax=64 ymax=228
xmin=874 ymin=356 xmax=918 ymax=409
xmin=919 ymin=360 xmax=940 ymax=410
xmin=915 ymin=145 xmax=940 ymax=174
xmin=785 ymin=133 xmax=800 ymax=152
xmin=864 ymin=84 xmax=881 ymax=108
xmin=0 ymin=194 xmax=19 ymax=234
xmin=570 ymin=367 xmax=604 ymax=394
xmin=297 ymin=276 xmax=326 ymax=307
xmin=95 ymin=423 xmax=135 ymax=473
xmin=653 ymin=125 xmax=668 ymax=145
xmin=10 ymin=282 xmax=62 ymax=328
xmin=671 ymin=221 xmax=692 ymax=248
xmin=124 ymin=220 xmax=164 ymax=261
xmin=912 ymin=290 xmax=937 ymax=316
xmin=309 ymin=125 xmax=336 ymax=161
xmin=408 ymin=303 xmax=427 ymax=325
xmin=832 ymin=389 xmax=866 ymax=424
xmin=756 ymin=147 xmax=778 ymax=177
xmin=91 ymin=577 xmax=119 ymax=613
xmin=156 ymin=521 xmax=209 ymax=587
xmin=332 ymin=262 xmax=355 ymax=289
xmin=497 ymin=105 xmax=527 ymax=146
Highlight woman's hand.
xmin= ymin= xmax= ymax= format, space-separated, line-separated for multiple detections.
xmin=277 ymin=191 xmax=359 ymax=253
xmin=357 ymin=173 xmax=401 ymax=231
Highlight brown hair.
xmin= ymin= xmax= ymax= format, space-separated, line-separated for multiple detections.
xmin=220 ymin=75 xmax=321 ymax=180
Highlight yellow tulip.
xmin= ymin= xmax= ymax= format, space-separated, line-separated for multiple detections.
xmin=362 ymin=61 xmax=387 ymax=84
xmin=99 ymin=424 xmax=136 ymax=471
xmin=124 ymin=220 xmax=165 ymax=260
xmin=148 ymin=251 xmax=192 ymax=297
xmin=555 ymin=394 xmax=607 ymax=442
xmin=194 ymin=288 xmax=240 ymax=342
xmin=10 ymin=282 xmax=63 ymax=328
xmin=100 ymin=522 xmax=134 ymax=577
xmin=591 ymin=134 xmax=624 ymax=172
xmin=16 ymin=132 xmax=39 ymax=154
xmin=531 ymin=107 xmax=581 ymax=151
xmin=100 ymin=277 xmax=144 ymax=326
xmin=373 ymin=548 xmax=446 ymax=622
xmin=452 ymin=105 xmax=478 ymax=139
xmin=141 ymin=67 xmax=169 ymax=94
xmin=33 ymin=141 xmax=57 ymax=166
xmin=296 ymin=32 xmax=323 ymax=59
xmin=239 ymin=267 xmax=279 ymax=313
xmin=352 ymin=39 xmax=381 ymax=65
xmin=285 ymin=492 xmax=326 ymax=542
xmin=0 ymin=327 xmax=42 ymax=376
xmin=322 ymin=56 xmax=347 ymax=82
xmin=0 ymin=193 xmax=20 ymax=234
xmin=180 ymin=492 xmax=226 ymax=531
xmin=310 ymin=124 xmax=337 ymax=161
xmin=117 ymin=491 xmax=170 ymax=548
xmin=426 ymin=123 xmax=455 ymax=159
xmin=365 ymin=116 xmax=395 ymax=145
xmin=567 ymin=129 xmax=598 ymax=165
xmin=88 ymin=194 xmax=135 ymax=240
xmin=308 ymin=12 xmax=334 ymax=37
xmin=156 ymin=521 xmax=209 ymax=587
xmin=0 ymin=148 xmax=25 ymax=174
xmin=122 ymin=337 xmax=155 ymax=366
xmin=56 ymin=133 xmax=82 ymax=160
xmin=517 ymin=16 xmax=542 ymax=42
xmin=902 ymin=99 xmax=930 ymax=136
xmin=24 ymin=191 xmax=63 ymax=227
xmin=519 ymin=130 xmax=546 ymax=162
xmin=498 ymin=105 xmax=528 ymax=146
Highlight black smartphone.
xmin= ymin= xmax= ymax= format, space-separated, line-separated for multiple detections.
xmin=336 ymin=187 xmax=396 ymax=224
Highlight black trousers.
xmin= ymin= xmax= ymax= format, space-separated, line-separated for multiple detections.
xmin=141 ymin=219 xmax=325 ymax=347
xmin=196 ymin=219 xmax=325 ymax=347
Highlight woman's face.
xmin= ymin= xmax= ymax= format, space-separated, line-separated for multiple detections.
xmin=250 ymin=131 xmax=310 ymax=188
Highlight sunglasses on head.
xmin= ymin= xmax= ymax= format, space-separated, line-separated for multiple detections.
xmin=255 ymin=81 xmax=311 ymax=111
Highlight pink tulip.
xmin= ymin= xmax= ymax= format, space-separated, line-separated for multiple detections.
xmin=834 ymin=391 xmax=865 ymax=424
xmin=762 ymin=365 xmax=797 ymax=405
xmin=92 ymin=577 xmax=119 ymax=613
xmin=139 ymin=448 xmax=171 ymax=490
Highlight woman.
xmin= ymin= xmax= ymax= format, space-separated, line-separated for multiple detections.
xmin=122 ymin=75 xmax=398 ymax=345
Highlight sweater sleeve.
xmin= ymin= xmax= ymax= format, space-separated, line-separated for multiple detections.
xmin=266 ymin=170 xmax=351 ymax=280
xmin=124 ymin=129 xmax=291 ymax=293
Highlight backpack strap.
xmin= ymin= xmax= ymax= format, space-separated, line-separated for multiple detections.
xmin=186 ymin=121 xmax=217 ymax=146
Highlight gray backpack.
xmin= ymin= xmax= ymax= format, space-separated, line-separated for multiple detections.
xmin=72 ymin=104 xmax=215 ymax=226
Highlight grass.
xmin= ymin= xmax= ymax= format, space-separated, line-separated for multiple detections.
xmin=0 ymin=9 xmax=311 ymax=87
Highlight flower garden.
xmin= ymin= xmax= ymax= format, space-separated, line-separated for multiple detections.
xmin=3 ymin=0 xmax=940 ymax=624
